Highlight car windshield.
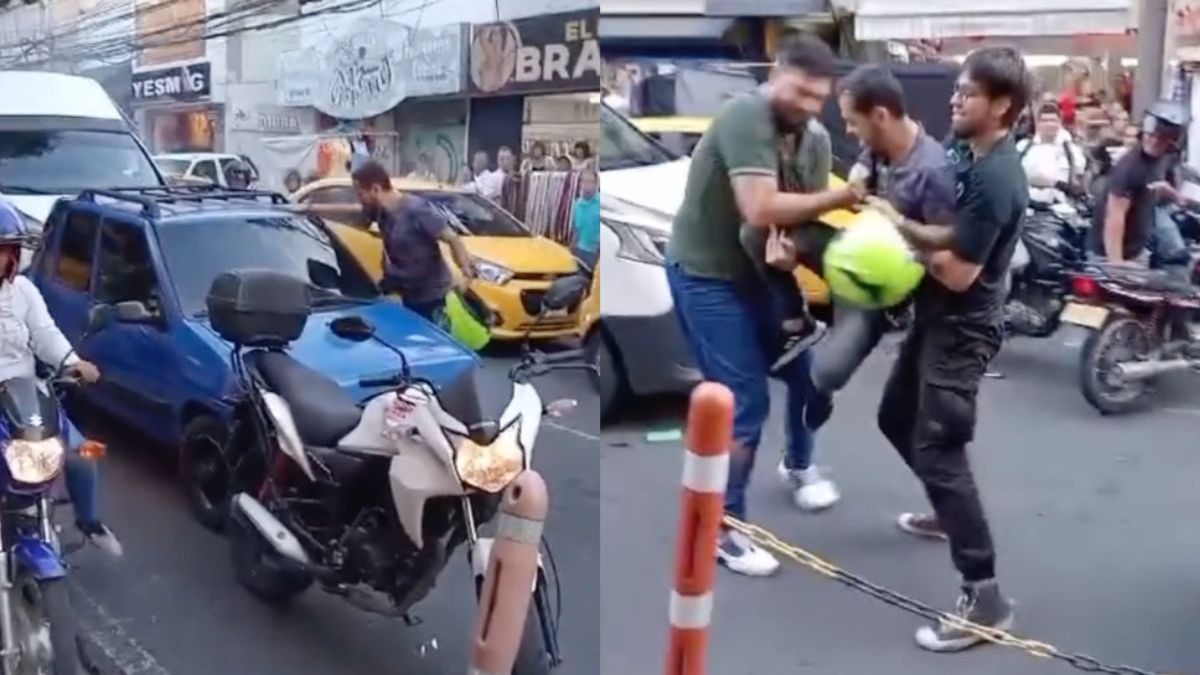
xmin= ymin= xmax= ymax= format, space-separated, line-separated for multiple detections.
xmin=0 ymin=129 xmax=161 ymax=194
xmin=156 ymin=214 xmax=379 ymax=316
xmin=414 ymin=191 xmax=529 ymax=237
xmin=155 ymin=158 xmax=191 ymax=176
xmin=599 ymin=104 xmax=677 ymax=172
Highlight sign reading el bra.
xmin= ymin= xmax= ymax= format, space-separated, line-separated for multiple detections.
xmin=469 ymin=8 xmax=600 ymax=96
xmin=132 ymin=61 xmax=211 ymax=103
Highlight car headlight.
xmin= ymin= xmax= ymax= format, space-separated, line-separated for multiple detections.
xmin=473 ymin=257 xmax=514 ymax=286
xmin=4 ymin=438 xmax=65 ymax=484
xmin=605 ymin=217 xmax=667 ymax=266
xmin=455 ymin=428 xmax=524 ymax=493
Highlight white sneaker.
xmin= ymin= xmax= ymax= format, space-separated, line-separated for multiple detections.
xmin=717 ymin=529 xmax=780 ymax=577
xmin=777 ymin=460 xmax=841 ymax=512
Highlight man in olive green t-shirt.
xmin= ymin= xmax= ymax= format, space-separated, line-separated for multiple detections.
xmin=665 ymin=35 xmax=861 ymax=578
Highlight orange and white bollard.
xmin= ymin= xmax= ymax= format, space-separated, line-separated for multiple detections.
xmin=469 ymin=470 xmax=548 ymax=675
xmin=665 ymin=382 xmax=733 ymax=675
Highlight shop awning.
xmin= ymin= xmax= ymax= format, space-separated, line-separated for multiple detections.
xmin=852 ymin=0 xmax=1134 ymax=41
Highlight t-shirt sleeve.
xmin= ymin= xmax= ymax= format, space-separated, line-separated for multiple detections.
xmin=953 ymin=166 xmax=1011 ymax=265
xmin=712 ymin=101 xmax=777 ymax=179
xmin=413 ymin=200 xmax=448 ymax=239
xmin=919 ymin=165 xmax=958 ymax=225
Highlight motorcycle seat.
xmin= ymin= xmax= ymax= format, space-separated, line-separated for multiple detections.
xmin=245 ymin=350 xmax=362 ymax=447
xmin=437 ymin=368 xmax=509 ymax=445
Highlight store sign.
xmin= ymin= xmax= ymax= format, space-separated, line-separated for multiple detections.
xmin=302 ymin=20 xmax=466 ymax=120
xmin=469 ymin=8 xmax=600 ymax=96
xmin=132 ymin=62 xmax=211 ymax=103
xmin=704 ymin=0 xmax=823 ymax=14
xmin=230 ymin=103 xmax=309 ymax=135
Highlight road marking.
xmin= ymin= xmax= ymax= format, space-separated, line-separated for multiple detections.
xmin=1162 ymin=406 xmax=1200 ymax=417
xmin=545 ymin=420 xmax=600 ymax=442
xmin=71 ymin=582 xmax=171 ymax=675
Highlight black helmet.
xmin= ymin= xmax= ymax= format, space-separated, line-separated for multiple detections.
xmin=1142 ymin=100 xmax=1188 ymax=142
xmin=225 ymin=159 xmax=251 ymax=188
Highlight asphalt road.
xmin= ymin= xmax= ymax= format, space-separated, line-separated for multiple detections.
xmin=601 ymin=334 xmax=1200 ymax=675
xmin=67 ymin=352 xmax=600 ymax=675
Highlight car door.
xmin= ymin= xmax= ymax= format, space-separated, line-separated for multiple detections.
xmin=33 ymin=203 xmax=99 ymax=344
xmin=191 ymin=159 xmax=222 ymax=187
xmin=84 ymin=217 xmax=179 ymax=436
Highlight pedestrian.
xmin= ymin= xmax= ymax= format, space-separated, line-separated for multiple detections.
xmin=665 ymin=34 xmax=858 ymax=577
xmin=871 ymin=46 xmax=1029 ymax=651
xmin=471 ymin=150 xmax=503 ymax=199
xmin=1016 ymin=102 xmax=1085 ymax=203
xmin=522 ymin=141 xmax=551 ymax=173
xmin=572 ymin=168 xmax=599 ymax=273
xmin=805 ymin=63 xmax=958 ymax=431
xmin=298 ymin=161 xmax=475 ymax=327
xmin=572 ymin=141 xmax=594 ymax=170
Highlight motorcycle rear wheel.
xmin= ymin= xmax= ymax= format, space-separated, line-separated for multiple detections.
xmin=1080 ymin=316 xmax=1155 ymax=415
xmin=10 ymin=575 xmax=82 ymax=675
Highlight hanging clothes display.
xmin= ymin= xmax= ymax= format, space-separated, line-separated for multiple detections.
xmin=519 ymin=171 xmax=581 ymax=245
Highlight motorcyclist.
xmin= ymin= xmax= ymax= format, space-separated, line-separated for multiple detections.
xmin=1090 ymin=100 xmax=1188 ymax=267
xmin=224 ymin=158 xmax=253 ymax=189
xmin=0 ymin=198 xmax=121 ymax=557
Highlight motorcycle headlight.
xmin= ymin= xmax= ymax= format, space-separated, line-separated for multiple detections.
xmin=473 ymin=257 xmax=514 ymax=286
xmin=4 ymin=438 xmax=65 ymax=484
xmin=605 ymin=217 xmax=667 ymax=266
xmin=455 ymin=428 xmax=524 ymax=493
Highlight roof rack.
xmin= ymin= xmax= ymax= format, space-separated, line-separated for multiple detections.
xmin=76 ymin=185 xmax=290 ymax=219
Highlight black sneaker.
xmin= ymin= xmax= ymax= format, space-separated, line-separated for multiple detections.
xmin=915 ymin=580 xmax=1014 ymax=652
xmin=771 ymin=320 xmax=827 ymax=374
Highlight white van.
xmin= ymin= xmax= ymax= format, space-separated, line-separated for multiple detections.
xmin=0 ymin=71 xmax=163 ymax=232
xmin=596 ymin=104 xmax=699 ymax=419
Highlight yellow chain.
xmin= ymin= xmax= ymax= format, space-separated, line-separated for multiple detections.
xmin=722 ymin=516 xmax=1179 ymax=673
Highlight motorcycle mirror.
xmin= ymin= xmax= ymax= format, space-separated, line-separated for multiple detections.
xmin=545 ymin=398 xmax=578 ymax=418
xmin=330 ymin=315 xmax=375 ymax=342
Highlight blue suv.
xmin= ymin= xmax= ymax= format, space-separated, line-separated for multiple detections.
xmin=28 ymin=187 xmax=479 ymax=524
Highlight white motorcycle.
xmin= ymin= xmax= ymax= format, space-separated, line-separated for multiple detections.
xmin=206 ymin=269 xmax=591 ymax=672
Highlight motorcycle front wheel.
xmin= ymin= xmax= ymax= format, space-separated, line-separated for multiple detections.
xmin=1080 ymin=316 xmax=1155 ymax=415
xmin=9 ymin=575 xmax=82 ymax=675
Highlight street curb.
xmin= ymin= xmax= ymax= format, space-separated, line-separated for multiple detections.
xmin=69 ymin=583 xmax=171 ymax=675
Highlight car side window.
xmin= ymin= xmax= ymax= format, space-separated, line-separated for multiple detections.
xmin=54 ymin=209 xmax=98 ymax=292
xmin=94 ymin=220 xmax=163 ymax=314
xmin=193 ymin=160 xmax=219 ymax=184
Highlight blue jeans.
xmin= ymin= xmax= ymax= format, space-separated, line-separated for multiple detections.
xmin=62 ymin=419 xmax=100 ymax=524
xmin=666 ymin=260 xmax=816 ymax=521
xmin=1153 ymin=207 xmax=1191 ymax=272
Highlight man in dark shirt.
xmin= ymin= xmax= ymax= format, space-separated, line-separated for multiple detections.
xmin=871 ymin=47 xmax=1028 ymax=652
xmin=302 ymin=161 xmax=474 ymax=327
xmin=805 ymin=64 xmax=957 ymax=430
xmin=1091 ymin=102 xmax=1187 ymax=263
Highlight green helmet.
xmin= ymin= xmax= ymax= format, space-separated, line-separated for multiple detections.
xmin=823 ymin=208 xmax=925 ymax=309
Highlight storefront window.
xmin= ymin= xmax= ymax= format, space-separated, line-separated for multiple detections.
xmin=149 ymin=109 xmax=216 ymax=153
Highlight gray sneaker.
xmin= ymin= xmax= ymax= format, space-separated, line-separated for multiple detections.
xmin=915 ymin=580 xmax=1014 ymax=652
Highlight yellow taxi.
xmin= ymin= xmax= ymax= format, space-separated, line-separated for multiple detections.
xmin=291 ymin=177 xmax=582 ymax=339
xmin=629 ymin=115 xmax=856 ymax=313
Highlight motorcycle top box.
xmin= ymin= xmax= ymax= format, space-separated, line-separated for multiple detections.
xmin=207 ymin=269 xmax=311 ymax=347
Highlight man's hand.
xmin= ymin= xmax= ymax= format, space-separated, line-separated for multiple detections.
xmin=764 ymin=227 xmax=798 ymax=271
xmin=70 ymin=360 xmax=101 ymax=384
xmin=1149 ymin=180 xmax=1182 ymax=203
xmin=846 ymin=176 xmax=868 ymax=204
xmin=864 ymin=196 xmax=904 ymax=225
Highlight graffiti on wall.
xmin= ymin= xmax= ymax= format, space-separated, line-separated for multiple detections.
xmin=402 ymin=125 xmax=466 ymax=183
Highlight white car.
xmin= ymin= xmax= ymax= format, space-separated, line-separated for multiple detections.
xmin=154 ymin=152 xmax=259 ymax=188
xmin=596 ymin=105 xmax=700 ymax=419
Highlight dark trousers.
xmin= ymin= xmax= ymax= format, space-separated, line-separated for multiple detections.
xmin=877 ymin=321 xmax=1001 ymax=582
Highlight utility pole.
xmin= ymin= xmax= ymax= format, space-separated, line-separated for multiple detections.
xmin=1134 ymin=0 xmax=1170 ymax=117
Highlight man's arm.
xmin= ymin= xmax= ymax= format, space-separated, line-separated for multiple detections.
xmin=441 ymin=228 xmax=475 ymax=281
xmin=1103 ymin=194 xmax=1131 ymax=261
xmin=925 ymin=168 xmax=1008 ymax=293
xmin=295 ymin=202 xmax=365 ymax=220
xmin=893 ymin=165 xmax=959 ymax=251
xmin=713 ymin=104 xmax=857 ymax=228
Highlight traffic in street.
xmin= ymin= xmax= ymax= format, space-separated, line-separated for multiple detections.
xmin=72 ymin=352 xmax=599 ymax=675
xmin=601 ymin=334 xmax=1200 ymax=675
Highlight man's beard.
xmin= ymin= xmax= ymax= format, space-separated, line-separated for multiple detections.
xmin=771 ymin=106 xmax=809 ymax=133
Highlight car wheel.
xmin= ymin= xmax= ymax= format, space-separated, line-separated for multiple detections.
xmin=180 ymin=416 xmax=233 ymax=532
xmin=597 ymin=331 xmax=623 ymax=422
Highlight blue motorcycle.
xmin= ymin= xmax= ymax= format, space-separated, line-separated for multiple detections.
xmin=0 ymin=372 xmax=85 ymax=675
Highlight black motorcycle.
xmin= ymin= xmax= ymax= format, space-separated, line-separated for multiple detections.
xmin=1005 ymin=191 xmax=1092 ymax=337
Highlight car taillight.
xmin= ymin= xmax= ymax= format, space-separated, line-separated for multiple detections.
xmin=1071 ymin=275 xmax=1100 ymax=299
